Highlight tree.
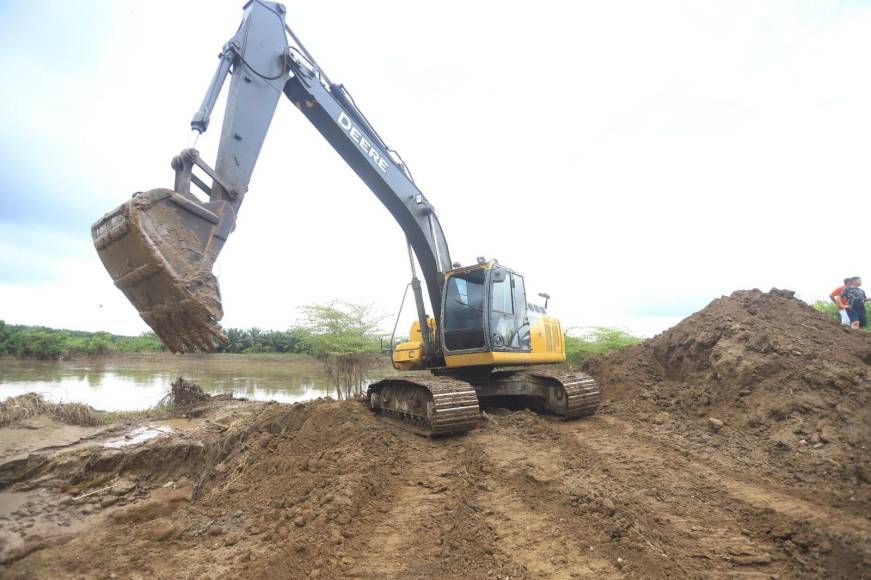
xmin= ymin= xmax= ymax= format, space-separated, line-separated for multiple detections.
xmin=296 ymin=301 xmax=386 ymax=399
xmin=245 ymin=327 xmax=263 ymax=352
xmin=0 ymin=321 xmax=10 ymax=354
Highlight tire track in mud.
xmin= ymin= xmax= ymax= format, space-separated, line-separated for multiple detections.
xmin=351 ymin=439 xmax=460 ymax=578
xmin=553 ymin=414 xmax=871 ymax=576
xmin=467 ymin=422 xmax=620 ymax=578
xmin=473 ymin=412 xmax=792 ymax=578
xmin=570 ymin=416 xmax=871 ymax=543
xmin=349 ymin=434 xmax=506 ymax=579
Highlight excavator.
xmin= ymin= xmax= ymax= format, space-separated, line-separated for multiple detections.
xmin=91 ymin=0 xmax=599 ymax=436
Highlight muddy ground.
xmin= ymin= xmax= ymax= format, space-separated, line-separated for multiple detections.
xmin=1 ymin=289 xmax=869 ymax=579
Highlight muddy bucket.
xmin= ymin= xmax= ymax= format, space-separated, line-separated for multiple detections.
xmin=91 ymin=188 xmax=234 ymax=352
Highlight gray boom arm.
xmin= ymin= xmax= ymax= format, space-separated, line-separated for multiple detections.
xmin=190 ymin=0 xmax=452 ymax=338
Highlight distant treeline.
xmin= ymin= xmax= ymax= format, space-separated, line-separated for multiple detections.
xmin=0 ymin=321 xmax=325 ymax=360
xmin=1 ymin=318 xmax=645 ymax=363
xmin=217 ymin=327 xmax=311 ymax=354
xmin=0 ymin=321 xmax=165 ymax=359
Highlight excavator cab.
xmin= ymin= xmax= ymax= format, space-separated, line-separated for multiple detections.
xmin=442 ymin=262 xmax=531 ymax=354
xmin=392 ymin=261 xmax=564 ymax=371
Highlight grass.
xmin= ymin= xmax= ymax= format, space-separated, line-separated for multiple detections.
xmin=564 ymin=327 xmax=643 ymax=365
xmin=0 ymin=393 xmax=118 ymax=428
xmin=812 ymin=299 xmax=871 ymax=331
xmin=0 ymin=392 xmax=188 ymax=429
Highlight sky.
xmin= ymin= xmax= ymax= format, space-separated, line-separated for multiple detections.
xmin=0 ymin=0 xmax=869 ymax=339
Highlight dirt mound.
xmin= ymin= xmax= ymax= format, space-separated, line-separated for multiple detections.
xmin=585 ymin=288 xmax=871 ymax=502
xmin=2 ymin=400 xmax=514 ymax=578
xmin=3 ymin=394 xmax=869 ymax=578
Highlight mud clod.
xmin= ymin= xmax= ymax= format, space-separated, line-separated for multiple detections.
xmin=707 ymin=417 xmax=724 ymax=432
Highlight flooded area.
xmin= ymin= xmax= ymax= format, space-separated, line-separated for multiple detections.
xmin=0 ymin=353 xmax=364 ymax=411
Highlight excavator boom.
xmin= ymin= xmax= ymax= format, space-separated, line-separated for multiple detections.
xmin=92 ymin=0 xmax=450 ymax=353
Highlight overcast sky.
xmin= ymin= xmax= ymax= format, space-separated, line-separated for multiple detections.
xmin=0 ymin=0 xmax=868 ymax=338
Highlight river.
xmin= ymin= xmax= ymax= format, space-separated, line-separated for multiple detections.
xmin=0 ymin=353 xmax=375 ymax=411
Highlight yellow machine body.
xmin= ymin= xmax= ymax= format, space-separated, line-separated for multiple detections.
xmin=392 ymin=319 xmax=435 ymax=371
xmin=392 ymin=261 xmax=566 ymax=372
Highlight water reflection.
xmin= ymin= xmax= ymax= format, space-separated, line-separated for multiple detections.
xmin=0 ymin=354 xmax=354 ymax=411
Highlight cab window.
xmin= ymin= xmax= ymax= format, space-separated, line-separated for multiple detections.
xmin=490 ymin=270 xmax=516 ymax=348
xmin=443 ymin=270 xmax=486 ymax=351
xmin=490 ymin=270 xmax=531 ymax=350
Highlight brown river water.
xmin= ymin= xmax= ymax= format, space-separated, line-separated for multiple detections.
xmin=0 ymin=353 xmax=366 ymax=411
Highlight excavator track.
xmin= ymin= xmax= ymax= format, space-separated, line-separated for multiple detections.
xmin=367 ymin=376 xmax=480 ymax=436
xmin=475 ymin=368 xmax=600 ymax=419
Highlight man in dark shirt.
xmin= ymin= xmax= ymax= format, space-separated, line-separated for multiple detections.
xmin=842 ymin=276 xmax=868 ymax=329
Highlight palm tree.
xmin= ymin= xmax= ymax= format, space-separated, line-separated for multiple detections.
xmin=246 ymin=327 xmax=263 ymax=352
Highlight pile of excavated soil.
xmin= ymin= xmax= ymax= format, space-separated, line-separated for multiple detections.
xmin=3 ymin=394 xmax=870 ymax=577
xmin=585 ymin=288 xmax=871 ymax=503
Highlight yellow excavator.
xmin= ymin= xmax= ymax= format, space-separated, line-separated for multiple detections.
xmin=92 ymin=1 xmax=599 ymax=435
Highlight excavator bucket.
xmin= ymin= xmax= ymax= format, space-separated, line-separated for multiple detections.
xmin=91 ymin=188 xmax=234 ymax=353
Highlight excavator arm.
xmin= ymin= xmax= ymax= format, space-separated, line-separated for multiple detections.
xmin=92 ymin=0 xmax=451 ymax=354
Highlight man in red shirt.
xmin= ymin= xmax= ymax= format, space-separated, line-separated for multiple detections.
xmin=830 ymin=277 xmax=853 ymax=325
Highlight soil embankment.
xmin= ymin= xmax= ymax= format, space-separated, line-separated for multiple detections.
xmin=0 ymin=289 xmax=869 ymax=578
xmin=586 ymin=289 xmax=871 ymax=507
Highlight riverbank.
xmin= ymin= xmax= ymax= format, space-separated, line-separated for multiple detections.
xmin=0 ymin=352 xmax=359 ymax=363
xmin=0 ymin=353 xmax=391 ymax=412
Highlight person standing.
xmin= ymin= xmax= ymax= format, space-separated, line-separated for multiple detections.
xmin=842 ymin=276 xmax=868 ymax=329
xmin=830 ymin=277 xmax=853 ymax=326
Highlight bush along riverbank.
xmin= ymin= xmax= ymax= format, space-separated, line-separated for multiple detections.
xmin=0 ymin=321 xmax=165 ymax=360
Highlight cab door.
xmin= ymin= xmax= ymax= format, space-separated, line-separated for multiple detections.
xmin=441 ymin=268 xmax=487 ymax=352
xmin=489 ymin=269 xmax=531 ymax=352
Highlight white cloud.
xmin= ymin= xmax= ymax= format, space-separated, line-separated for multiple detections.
xmin=1 ymin=0 xmax=868 ymax=338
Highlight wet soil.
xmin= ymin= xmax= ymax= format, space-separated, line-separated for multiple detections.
xmin=0 ymin=289 xmax=868 ymax=578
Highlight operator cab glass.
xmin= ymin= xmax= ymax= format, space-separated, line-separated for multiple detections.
xmin=443 ymin=266 xmax=532 ymax=353
xmin=443 ymin=269 xmax=486 ymax=351
xmin=489 ymin=268 xmax=531 ymax=351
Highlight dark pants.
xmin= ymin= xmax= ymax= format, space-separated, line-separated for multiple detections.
xmin=847 ymin=308 xmax=867 ymax=328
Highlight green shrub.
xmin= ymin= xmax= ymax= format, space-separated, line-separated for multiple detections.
xmin=564 ymin=327 xmax=642 ymax=365
xmin=114 ymin=332 xmax=165 ymax=353
xmin=812 ymin=299 xmax=871 ymax=330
